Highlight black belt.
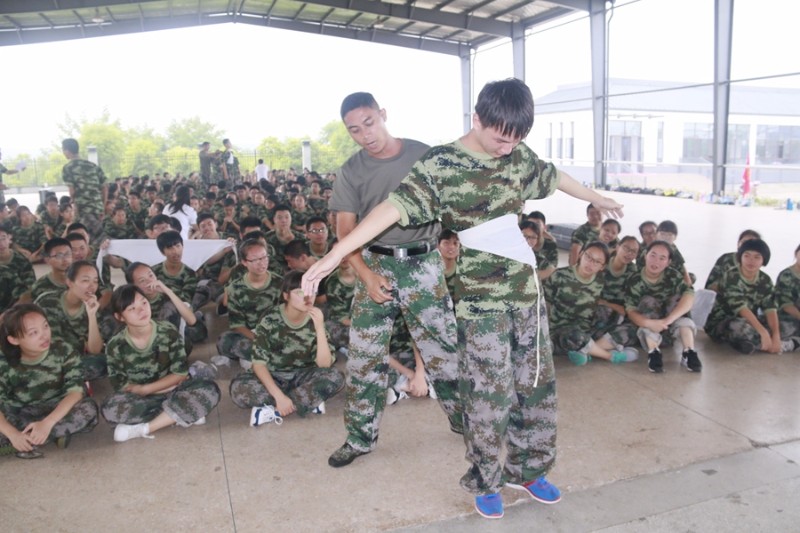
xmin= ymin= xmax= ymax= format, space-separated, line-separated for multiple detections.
xmin=367 ymin=240 xmax=436 ymax=258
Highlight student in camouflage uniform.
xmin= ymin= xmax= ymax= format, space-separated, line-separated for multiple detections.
xmin=568 ymin=203 xmax=601 ymax=266
xmin=323 ymin=91 xmax=462 ymax=470
xmin=152 ymin=231 xmax=200 ymax=308
xmin=0 ymin=227 xmax=35 ymax=313
xmin=324 ymin=259 xmax=356 ymax=351
xmin=217 ymin=240 xmax=282 ymax=363
xmin=304 ymin=79 xmax=625 ymax=518
xmin=61 ymin=138 xmax=107 ymax=242
xmin=265 ymin=205 xmax=305 ymax=274
xmin=191 ymin=213 xmax=236 ymax=310
xmin=655 ymin=220 xmax=694 ymax=286
xmin=775 ymin=244 xmax=800 ymax=340
xmin=0 ymin=304 xmax=98 ymax=457
xmin=102 ymin=205 xmax=138 ymax=240
xmin=229 ymin=271 xmax=344 ymax=418
xmin=30 ymin=238 xmax=73 ymax=301
xmin=0 ymin=147 xmax=25 ymax=204
xmin=520 ymin=221 xmax=556 ymax=281
xmin=35 ymin=261 xmax=107 ymax=381
xmin=126 ymin=191 xmax=148 ymax=237
xmin=595 ymin=235 xmax=640 ymax=345
xmin=625 ymin=241 xmax=700 ymax=373
xmin=306 ymin=216 xmax=332 ymax=259
xmin=101 ymin=285 xmax=220 ymax=442
xmin=13 ymin=206 xmax=46 ymax=262
xmin=705 ymin=239 xmax=796 ymax=354
xmin=597 ymin=219 xmax=621 ymax=254
xmin=636 ymin=221 xmax=657 ymax=268
xmin=40 ymin=196 xmax=62 ymax=240
xmin=526 ymin=211 xmax=560 ymax=273
xmin=437 ymin=229 xmax=461 ymax=302
xmin=546 ymin=242 xmax=637 ymax=366
xmin=704 ymin=229 xmax=761 ymax=291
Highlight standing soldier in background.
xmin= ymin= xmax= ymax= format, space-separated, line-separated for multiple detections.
xmin=61 ymin=138 xmax=107 ymax=243
xmin=0 ymin=147 xmax=25 ymax=204
xmin=198 ymin=141 xmax=217 ymax=186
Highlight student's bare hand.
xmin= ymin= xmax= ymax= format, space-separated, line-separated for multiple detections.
xmin=302 ymin=250 xmax=344 ymax=297
xmin=8 ymin=430 xmax=34 ymax=452
xmin=307 ymin=307 xmax=324 ymax=327
xmin=123 ymin=384 xmax=149 ymax=396
xmin=99 ymin=239 xmax=111 ymax=251
xmin=408 ymin=371 xmax=429 ymax=397
xmin=363 ymin=271 xmax=394 ymax=304
xmin=22 ymin=420 xmax=54 ymax=446
xmin=84 ymin=295 xmax=100 ymax=316
xmin=149 ymin=280 xmax=169 ymax=294
xmin=593 ymin=196 xmax=624 ymax=219
xmin=275 ymin=395 xmax=296 ymax=417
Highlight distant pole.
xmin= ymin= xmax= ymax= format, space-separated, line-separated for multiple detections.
xmin=302 ymin=140 xmax=312 ymax=171
xmin=88 ymin=146 xmax=98 ymax=165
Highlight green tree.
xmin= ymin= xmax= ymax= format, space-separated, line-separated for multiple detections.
xmin=120 ymin=138 xmax=163 ymax=177
xmin=166 ymin=117 xmax=226 ymax=149
xmin=57 ymin=111 xmax=126 ymax=178
xmin=164 ymin=146 xmax=199 ymax=177
xmin=257 ymin=136 xmax=304 ymax=170
xmin=311 ymin=119 xmax=358 ymax=173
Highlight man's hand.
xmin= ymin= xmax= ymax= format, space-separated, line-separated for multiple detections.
xmin=362 ymin=270 xmax=394 ymax=304
xmin=593 ymin=196 xmax=624 ymax=219
xmin=302 ymin=249 xmax=344 ymax=297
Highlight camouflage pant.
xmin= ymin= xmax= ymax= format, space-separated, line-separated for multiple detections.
xmin=344 ymin=249 xmax=461 ymax=452
xmin=0 ymin=397 xmax=99 ymax=446
xmin=155 ymin=301 xmax=206 ymax=351
xmin=779 ymin=317 xmax=800 ymax=339
xmin=708 ymin=316 xmax=767 ymax=349
xmin=82 ymin=354 xmax=107 ymax=382
xmin=192 ymin=280 xmax=224 ymax=310
xmin=79 ymin=211 xmax=105 ymax=245
xmin=325 ymin=319 xmax=350 ymax=350
xmin=229 ymin=367 xmax=345 ymax=417
xmin=635 ymin=296 xmax=694 ymax=349
xmin=216 ymin=331 xmax=253 ymax=361
xmin=101 ymin=378 xmax=221 ymax=427
xmin=458 ymin=304 xmax=557 ymax=495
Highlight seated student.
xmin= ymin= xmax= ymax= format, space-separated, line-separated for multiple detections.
xmin=655 ymin=220 xmax=694 ymax=286
xmin=102 ymin=205 xmax=138 ymax=240
xmin=31 ymin=238 xmax=73 ymax=301
xmin=305 ymin=216 xmax=332 ymax=259
xmin=324 ymin=258 xmax=356 ymax=352
xmin=13 ymin=206 xmax=46 ymax=263
xmin=569 ymin=203 xmax=602 ymax=266
xmin=218 ymin=198 xmax=241 ymax=240
xmin=597 ymin=219 xmax=621 ymax=254
xmin=636 ymin=220 xmax=658 ymax=268
xmin=266 ymin=204 xmax=305 ymax=274
xmin=191 ymin=213 xmax=236 ymax=310
xmin=0 ymin=227 xmax=36 ymax=313
xmin=152 ymin=231 xmax=199 ymax=308
xmin=520 ymin=221 xmax=555 ymax=281
xmin=283 ymin=240 xmax=326 ymax=305
xmin=229 ymin=271 xmax=344 ymax=423
xmin=704 ymin=229 xmax=761 ymax=291
xmin=145 ymin=214 xmax=174 ymax=240
xmin=144 ymin=199 xmax=165 ymax=231
xmin=39 ymin=195 xmax=62 ymax=240
xmin=0 ymin=303 xmax=99 ymax=458
xmin=705 ymin=239 xmax=796 ymax=354
xmin=526 ymin=211 xmax=559 ymax=272
xmin=65 ymin=230 xmax=112 ymax=309
xmin=437 ymin=229 xmax=461 ymax=299
xmin=775 ymin=244 xmax=800 ymax=343
xmin=217 ymin=240 xmax=283 ymax=366
xmin=546 ymin=242 xmax=638 ymax=365
xmin=596 ymin=236 xmax=640 ymax=335
xmin=126 ymin=191 xmax=147 ymax=237
xmin=625 ymin=241 xmax=700 ymax=373
xmin=125 ymin=262 xmax=202 ymax=351
xmin=35 ymin=261 xmax=108 ymax=381
xmin=291 ymin=193 xmax=313 ymax=232
xmin=53 ymin=203 xmax=75 ymax=239
xmin=101 ymin=285 xmax=221 ymax=443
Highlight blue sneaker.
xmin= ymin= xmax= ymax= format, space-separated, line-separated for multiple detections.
xmin=474 ymin=492 xmax=504 ymax=519
xmin=507 ymin=476 xmax=562 ymax=504
xmin=567 ymin=351 xmax=590 ymax=366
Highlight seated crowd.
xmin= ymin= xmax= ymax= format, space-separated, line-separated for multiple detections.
xmin=1 ymin=163 xmax=799 ymax=460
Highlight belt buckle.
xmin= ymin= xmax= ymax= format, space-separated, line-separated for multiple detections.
xmin=394 ymin=247 xmax=408 ymax=259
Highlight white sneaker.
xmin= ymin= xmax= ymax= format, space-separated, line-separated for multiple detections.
xmin=250 ymin=405 xmax=283 ymax=427
xmin=426 ymin=376 xmax=438 ymax=399
xmin=386 ymin=387 xmax=399 ymax=406
xmin=114 ymin=423 xmax=154 ymax=442
xmin=394 ymin=374 xmax=409 ymax=392
xmin=192 ymin=417 xmax=207 ymax=426
xmin=239 ymin=359 xmax=253 ymax=371
xmin=312 ymin=402 xmax=326 ymax=415
xmin=210 ymin=355 xmax=232 ymax=367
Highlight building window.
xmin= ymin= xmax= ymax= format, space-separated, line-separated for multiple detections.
xmin=566 ymin=121 xmax=574 ymax=160
xmin=545 ymin=123 xmax=552 ymax=158
xmin=608 ymin=120 xmax=643 ymax=173
xmin=681 ymin=123 xmax=713 ymax=163
xmin=555 ymin=122 xmax=563 ymax=159
xmin=657 ymin=121 xmax=664 ymax=163
xmin=756 ymin=125 xmax=800 ymax=164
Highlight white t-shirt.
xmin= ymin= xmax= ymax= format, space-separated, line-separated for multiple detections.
xmin=162 ymin=203 xmax=198 ymax=241
xmin=255 ymin=163 xmax=269 ymax=180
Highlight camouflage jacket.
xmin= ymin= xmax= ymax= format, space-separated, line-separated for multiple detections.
xmin=252 ymin=306 xmax=329 ymax=372
xmin=705 ymin=266 xmax=776 ymax=333
xmin=106 ymin=320 xmax=187 ymax=390
xmin=0 ymin=339 xmax=84 ymax=408
xmin=545 ymin=266 xmax=604 ymax=330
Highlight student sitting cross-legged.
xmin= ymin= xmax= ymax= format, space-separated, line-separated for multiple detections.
xmin=0 ymin=303 xmax=98 ymax=458
xmin=101 ymin=284 xmax=221 ymax=443
xmin=229 ymin=270 xmax=344 ymax=425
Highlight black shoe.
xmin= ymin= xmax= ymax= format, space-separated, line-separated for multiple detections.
xmin=734 ymin=340 xmax=756 ymax=354
xmin=56 ymin=433 xmax=72 ymax=449
xmin=448 ymin=416 xmax=464 ymax=435
xmin=648 ymin=349 xmax=664 ymax=373
xmin=681 ymin=349 xmax=702 ymax=372
xmin=328 ymin=443 xmax=369 ymax=468
xmin=216 ymin=302 xmax=229 ymax=316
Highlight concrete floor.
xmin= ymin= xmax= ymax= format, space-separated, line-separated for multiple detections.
xmin=3 ymin=191 xmax=799 ymax=532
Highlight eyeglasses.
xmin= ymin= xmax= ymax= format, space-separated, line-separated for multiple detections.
xmin=620 ymin=244 xmax=639 ymax=254
xmin=583 ymin=253 xmax=606 ymax=267
xmin=50 ymin=252 xmax=73 ymax=260
xmin=245 ymin=255 xmax=269 ymax=263
xmin=307 ymin=228 xmax=327 ymax=234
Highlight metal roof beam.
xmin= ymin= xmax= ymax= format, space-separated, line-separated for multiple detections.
xmin=546 ymin=0 xmax=591 ymax=12
xmin=0 ymin=0 xmax=162 ymax=15
xmin=301 ymin=0 xmax=512 ymax=38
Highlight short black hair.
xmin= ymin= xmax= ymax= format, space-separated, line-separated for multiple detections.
xmin=43 ymin=237 xmax=71 ymax=256
xmin=340 ymin=92 xmax=379 ymax=119
xmin=526 ymin=211 xmax=546 ymax=223
xmin=284 ymin=239 xmax=310 ymax=259
xmin=474 ymin=78 xmax=534 ymax=140
xmin=638 ymin=221 xmax=657 ymax=235
xmin=738 ymin=229 xmax=761 ymax=242
xmin=62 ymin=138 xmax=79 ymax=154
xmin=438 ymin=228 xmax=459 ymax=243
xmin=582 ymin=241 xmax=610 ymax=264
xmin=657 ymin=220 xmax=678 ymax=235
xmin=197 ymin=212 xmax=216 ymax=225
xmin=125 ymin=261 xmax=150 ymax=283
xmin=156 ymin=230 xmax=183 ymax=253
xmin=737 ymin=238 xmax=771 ymax=266
xmin=646 ymin=240 xmax=674 ymax=260
xmin=0 ymin=303 xmax=48 ymax=367
xmin=305 ymin=216 xmax=327 ymax=229
xmin=147 ymin=214 xmax=172 ymax=230
xmin=601 ymin=219 xmax=621 ymax=232
xmin=280 ymin=269 xmax=304 ymax=295
xmin=66 ymin=260 xmax=97 ymax=281
xmin=111 ymin=284 xmax=147 ymax=316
